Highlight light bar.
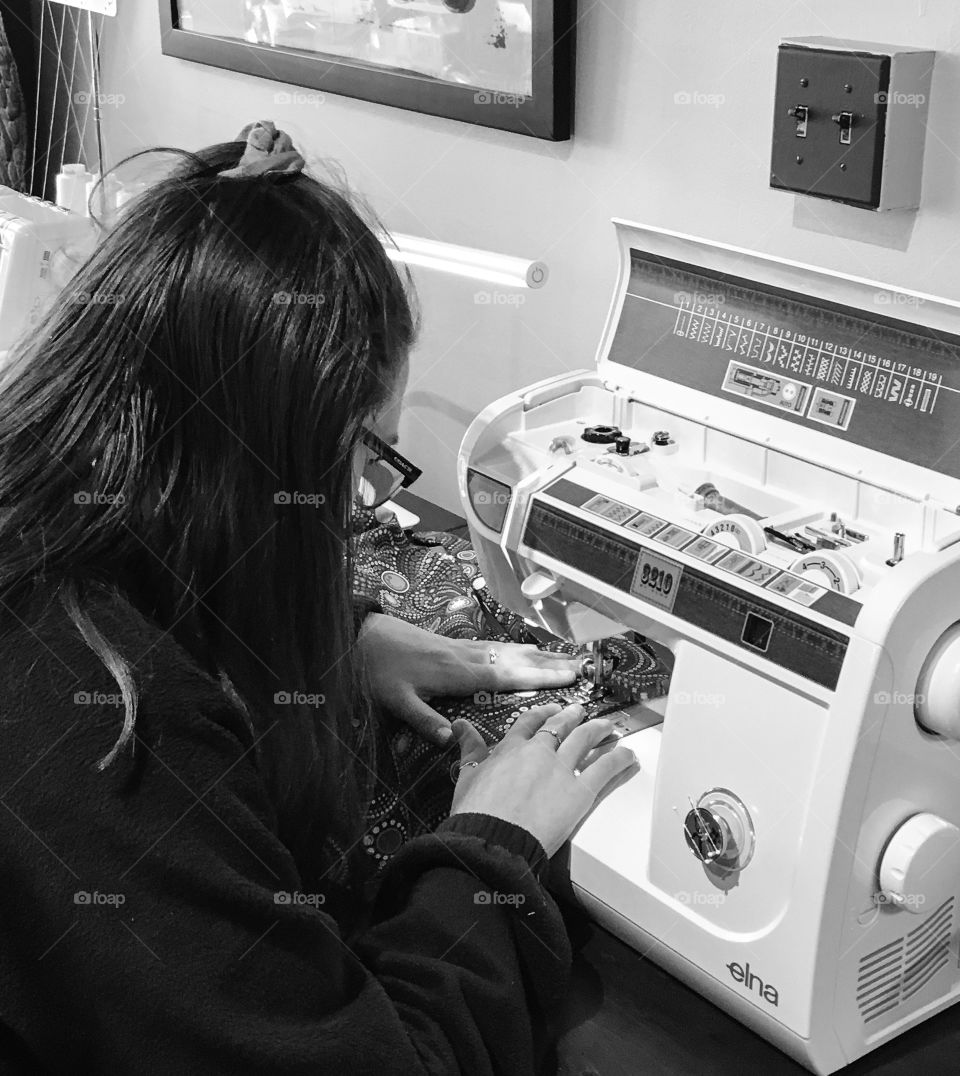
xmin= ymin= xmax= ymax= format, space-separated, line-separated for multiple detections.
xmin=383 ymin=232 xmax=549 ymax=289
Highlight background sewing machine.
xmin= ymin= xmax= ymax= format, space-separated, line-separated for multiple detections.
xmin=0 ymin=184 xmax=97 ymax=369
xmin=458 ymin=220 xmax=960 ymax=1074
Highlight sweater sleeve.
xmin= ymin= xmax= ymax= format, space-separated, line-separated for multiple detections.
xmin=0 ymin=627 xmax=570 ymax=1076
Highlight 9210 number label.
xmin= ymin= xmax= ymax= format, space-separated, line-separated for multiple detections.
xmin=629 ymin=548 xmax=682 ymax=613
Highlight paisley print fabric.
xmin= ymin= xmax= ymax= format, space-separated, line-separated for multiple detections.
xmin=351 ymin=508 xmax=672 ymax=870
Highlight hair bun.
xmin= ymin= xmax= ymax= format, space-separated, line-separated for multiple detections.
xmin=219 ymin=121 xmax=306 ymax=179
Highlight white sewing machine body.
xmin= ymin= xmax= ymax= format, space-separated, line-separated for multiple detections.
xmin=458 ymin=221 xmax=960 ymax=1073
xmin=0 ymin=186 xmax=95 ymax=361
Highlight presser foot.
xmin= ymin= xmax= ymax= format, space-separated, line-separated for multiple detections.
xmin=556 ymin=690 xmax=664 ymax=744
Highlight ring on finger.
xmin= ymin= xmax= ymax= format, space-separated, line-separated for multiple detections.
xmin=450 ymin=759 xmax=482 ymax=783
xmin=535 ymin=727 xmax=563 ymax=749
xmin=488 ymin=647 xmax=498 ymax=664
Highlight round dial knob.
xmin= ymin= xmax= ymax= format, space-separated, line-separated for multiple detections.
xmin=700 ymin=514 xmax=766 ymax=555
xmin=581 ymin=424 xmax=621 ymax=444
xmin=684 ymin=807 xmax=731 ymax=863
xmin=915 ymin=623 xmax=960 ymax=737
xmin=879 ymin=813 xmax=960 ymax=913
xmin=790 ymin=551 xmax=861 ymax=594
xmin=683 ymin=789 xmax=755 ymax=872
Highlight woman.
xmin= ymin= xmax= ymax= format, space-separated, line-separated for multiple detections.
xmin=0 ymin=123 xmax=635 ymax=1074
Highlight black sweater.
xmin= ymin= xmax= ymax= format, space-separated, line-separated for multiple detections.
xmin=0 ymin=586 xmax=571 ymax=1074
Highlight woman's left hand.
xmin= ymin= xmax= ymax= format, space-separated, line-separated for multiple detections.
xmin=356 ymin=613 xmax=581 ymax=746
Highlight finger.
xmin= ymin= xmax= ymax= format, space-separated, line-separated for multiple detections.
xmin=526 ymin=702 xmax=588 ymax=750
xmin=502 ymin=702 xmax=564 ymax=744
xmin=524 ymin=646 xmax=583 ymax=667
xmin=496 ymin=642 xmax=580 ymax=664
xmin=556 ymin=718 xmax=616 ymax=766
xmin=450 ymin=719 xmax=489 ymax=782
xmin=395 ymin=689 xmax=453 ymax=746
xmin=488 ymin=646 xmax=580 ymax=691
xmin=577 ymin=738 xmax=624 ymax=771
xmin=576 ymin=744 xmax=638 ymax=796
xmin=493 ymin=664 xmax=581 ymax=691
xmin=471 ymin=640 xmax=580 ymax=668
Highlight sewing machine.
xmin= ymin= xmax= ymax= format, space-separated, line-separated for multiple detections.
xmin=0 ymin=186 xmax=97 ymax=365
xmin=457 ymin=220 xmax=960 ymax=1074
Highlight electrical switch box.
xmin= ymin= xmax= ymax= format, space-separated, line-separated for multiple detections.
xmin=770 ymin=37 xmax=934 ymax=211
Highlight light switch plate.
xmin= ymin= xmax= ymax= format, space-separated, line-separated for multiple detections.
xmin=770 ymin=37 xmax=934 ymax=211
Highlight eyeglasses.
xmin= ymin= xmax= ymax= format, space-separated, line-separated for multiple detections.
xmin=357 ymin=428 xmax=422 ymax=509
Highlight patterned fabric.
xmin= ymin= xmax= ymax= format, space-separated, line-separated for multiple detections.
xmin=351 ymin=507 xmax=672 ymax=870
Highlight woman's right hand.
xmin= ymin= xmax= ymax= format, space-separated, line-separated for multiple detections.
xmin=449 ymin=703 xmax=638 ymax=857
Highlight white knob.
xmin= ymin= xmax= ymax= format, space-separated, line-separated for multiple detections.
xmin=915 ymin=623 xmax=960 ymax=738
xmin=700 ymin=514 xmax=766 ymax=555
xmin=521 ymin=571 xmax=561 ymax=601
xmin=790 ymin=551 xmax=861 ymax=594
xmin=879 ymin=813 xmax=960 ymax=914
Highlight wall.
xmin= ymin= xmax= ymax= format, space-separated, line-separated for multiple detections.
xmin=99 ymin=2 xmax=960 ymax=513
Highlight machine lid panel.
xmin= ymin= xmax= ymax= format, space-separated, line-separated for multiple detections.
xmin=604 ymin=245 xmax=960 ymax=482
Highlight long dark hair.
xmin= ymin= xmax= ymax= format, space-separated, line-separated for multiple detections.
xmin=0 ymin=140 xmax=415 ymax=875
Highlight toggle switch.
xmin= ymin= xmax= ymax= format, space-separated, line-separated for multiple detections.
xmin=787 ymin=104 xmax=809 ymax=137
xmin=831 ymin=110 xmax=855 ymax=145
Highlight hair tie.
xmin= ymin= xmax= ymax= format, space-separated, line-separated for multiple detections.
xmin=219 ymin=120 xmax=305 ymax=179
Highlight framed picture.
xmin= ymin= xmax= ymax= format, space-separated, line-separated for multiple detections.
xmin=158 ymin=1 xmax=574 ymax=140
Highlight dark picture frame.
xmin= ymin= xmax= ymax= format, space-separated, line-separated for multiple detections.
xmin=158 ymin=1 xmax=574 ymax=141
